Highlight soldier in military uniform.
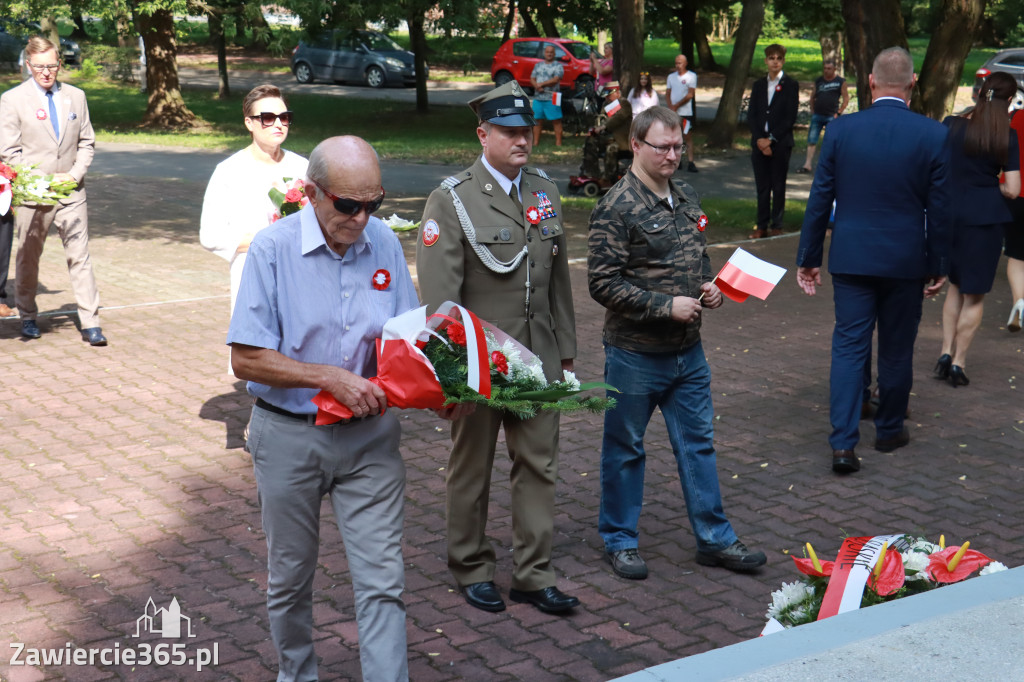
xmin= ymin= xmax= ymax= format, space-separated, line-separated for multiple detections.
xmin=587 ymin=106 xmax=766 ymax=581
xmin=416 ymin=81 xmax=579 ymax=615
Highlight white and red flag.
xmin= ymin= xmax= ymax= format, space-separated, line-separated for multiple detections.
xmin=603 ymin=98 xmax=621 ymax=117
xmin=551 ymin=91 xmax=563 ymax=107
xmin=714 ymin=247 xmax=787 ymax=303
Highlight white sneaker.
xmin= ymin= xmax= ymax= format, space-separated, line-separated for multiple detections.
xmin=1008 ymin=299 xmax=1024 ymax=333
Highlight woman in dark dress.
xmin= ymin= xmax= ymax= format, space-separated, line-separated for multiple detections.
xmin=936 ymin=72 xmax=1021 ymax=386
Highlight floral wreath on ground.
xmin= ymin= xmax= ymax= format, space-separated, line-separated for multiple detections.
xmin=766 ymin=534 xmax=1008 ymax=630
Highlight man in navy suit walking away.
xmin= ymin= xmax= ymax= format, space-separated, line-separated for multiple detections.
xmin=796 ymin=47 xmax=951 ymax=475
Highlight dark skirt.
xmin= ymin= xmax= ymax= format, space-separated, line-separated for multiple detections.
xmin=1006 ymin=197 xmax=1024 ymax=260
xmin=950 ymin=222 xmax=1007 ymax=294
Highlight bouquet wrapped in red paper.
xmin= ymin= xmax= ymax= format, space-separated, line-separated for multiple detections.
xmin=312 ymin=301 xmax=616 ymax=425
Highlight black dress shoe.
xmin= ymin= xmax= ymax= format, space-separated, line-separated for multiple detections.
xmin=874 ymin=426 xmax=910 ymax=452
xmin=462 ymin=581 xmax=505 ymax=612
xmin=21 ymin=319 xmax=41 ymax=339
xmin=949 ymin=365 xmax=969 ymax=387
xmin=81 ymin=327 xmax=108 ymax=346
xmin=509 ymin=586 xmax=579 ymax=614
xmin=934 ymin=354 xmax=952 ymax=380
xmin=832 ymin=449 xmax=860 ymax=473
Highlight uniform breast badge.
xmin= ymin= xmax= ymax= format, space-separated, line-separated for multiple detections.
xmin=532 ymin=190 xmax=558 ymax=220
xmin=525 ymin=206 xmax=541 ymax=225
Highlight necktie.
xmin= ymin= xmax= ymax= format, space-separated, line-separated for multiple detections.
xmin=509 ymin=183 xmax=523 ymax=214
xmin=46 ymin=90 xmax=59 ymax=139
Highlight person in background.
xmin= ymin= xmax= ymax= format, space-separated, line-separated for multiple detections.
xmin=797 ymin=59 xmax=849 ymax=174
xmin=627 ymin=71 xmax=660 ymax=119
xmin=666 ymin=54 xmax=699 ymax=172
xmin=200 ymin=84 xmax=308 ymax=325
xmin=590 ymin=42 xmax=614 ymax=89
xmin=935 ymin=72 xmax=1020 ymax=386
xmin=1004 ymin=107 xmax=1024 ymax=333
xmin=530 ymin=44 xmax=564 ymax=147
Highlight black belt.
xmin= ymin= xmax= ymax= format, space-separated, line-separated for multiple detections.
xmin=255 ymin=398 xmax=371 ymax=426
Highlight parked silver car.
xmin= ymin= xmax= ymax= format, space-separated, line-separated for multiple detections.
xmin=290 ymin=29 xmax=424 ymax=88
xmin=973 ymin=48 xmax=1024 ymax=109
xmin=0 ymin=19 xmax=81 ymax=66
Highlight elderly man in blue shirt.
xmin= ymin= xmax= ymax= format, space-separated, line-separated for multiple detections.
xmin=227 ymin=136 xmax=417 ymax=682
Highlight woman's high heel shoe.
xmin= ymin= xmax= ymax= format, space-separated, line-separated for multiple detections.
xmin=949 ymin=365 xmax=970 ymax=387
xmin=1008 ymin=299 xmax=1024 ymax=333
xmin=934 ymin=354 xmax=952 ymax=380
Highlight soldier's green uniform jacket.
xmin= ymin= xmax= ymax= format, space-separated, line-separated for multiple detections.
xmin=417 ymin=157 xmax=576 ymax=380
xmin=587 ymin=170 xmax=710 ymax=353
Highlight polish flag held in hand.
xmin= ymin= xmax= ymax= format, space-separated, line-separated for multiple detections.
xmin=552 ymin=91 xmax=563 ymax=106
xmin=715 ymin=248 xmax=787 ymax=302
xmin=603 ymin=98 xmax=621 ymax=117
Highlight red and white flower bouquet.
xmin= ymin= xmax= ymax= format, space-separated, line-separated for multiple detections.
xmin=268 ymin=178 xmax=308 ymax=223
xmin=0 ymin=162 xmax=76 ymax=215
xmin=763 ymin=534 xmax=1008 ymax=633
xmin=312 ymin=301 xmax=617 ymax=424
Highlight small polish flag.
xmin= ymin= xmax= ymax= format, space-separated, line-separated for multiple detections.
xmin=603 ymin=99 xmax=622 ymax=117
xmin=552 ymin=91 xmax=563 ymax=106
xmin=715 ymin=247 xmax=787 ymax=302
xmin=682 ymin=118 xmax=692 ymax=135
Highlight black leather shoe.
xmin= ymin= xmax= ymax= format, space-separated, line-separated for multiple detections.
xmin=21 ymin=319 xmax=41 ymax=339
xmin=934 ymin=354 xmax=952 ymax=380
xmin=949 ymin=365 xmax=969 ymax=387
xmin=874 ymin=426 xmax=910 ymax=452
xmin=695 ymin=540 xmax=767 ymax=572
xmin=81 ymin=327 xmax=108 ymax=346
xmin=509 ymin=586 xmax=579 ymax=614
xmin=462 ymin=581 xmax=505 ymax=612
xmin=832 ymin=449 xmax=860 ymax=473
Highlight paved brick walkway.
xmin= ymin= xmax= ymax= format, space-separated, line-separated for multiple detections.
xmin=2 ymin=166 xmax=1023 ymax=682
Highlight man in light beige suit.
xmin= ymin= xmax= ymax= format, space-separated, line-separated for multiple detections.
xmin=0 ymin=36 xmax=105 ymax=345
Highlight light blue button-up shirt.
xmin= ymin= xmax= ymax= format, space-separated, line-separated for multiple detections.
xmin=227 ymin=203 xmax=418 ymax=414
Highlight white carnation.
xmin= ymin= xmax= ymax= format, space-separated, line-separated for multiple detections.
xmin=901 ymin=551 xmax=932 ymax=580
xmin=766 ymin=581 xmax=815 ymax=619
xmin=562 ymin=370 xmax=581 ymax=390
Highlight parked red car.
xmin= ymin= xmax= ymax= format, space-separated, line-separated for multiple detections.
xmin=491 ymin=37 xmax=596 ymax=93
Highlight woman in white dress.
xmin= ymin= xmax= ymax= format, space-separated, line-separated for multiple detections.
xmin=627 ymin=71 xmax=660 ymax=119
xmin=199 ymin=84 xmax=308 ymax=322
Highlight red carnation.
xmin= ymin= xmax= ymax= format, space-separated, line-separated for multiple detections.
xmin=491 ymin=350 xmax=509 ymax=375
xmin=447 ymin=323 xmax=467 ymax=346
xmin=285 ymin=188 xmax=303 ymax=203
xmin=0 ymin=164 xmax=16 ymax=181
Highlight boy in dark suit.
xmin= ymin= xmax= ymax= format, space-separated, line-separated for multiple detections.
xmin=747 ymin=44 xmax=799 ymax=239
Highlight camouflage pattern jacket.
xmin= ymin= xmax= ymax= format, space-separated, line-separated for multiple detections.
xmin=587 ymin=170 xmax=711 ymax=353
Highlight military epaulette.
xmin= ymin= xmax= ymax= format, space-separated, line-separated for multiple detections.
xmin=440 ymin=173 xmax=468 ymax=191
xmin=524 ymin=166 xmax=551 ymax=181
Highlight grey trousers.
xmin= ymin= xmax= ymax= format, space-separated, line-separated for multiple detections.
xmin=248 ymin=405 xmax=409 ymax=682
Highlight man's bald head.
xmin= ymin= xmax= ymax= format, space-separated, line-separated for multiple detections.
xmin=870 ymin=47 xmax=915 ymax=99
xmin=307 ymin=136 xmax=381 ymax=193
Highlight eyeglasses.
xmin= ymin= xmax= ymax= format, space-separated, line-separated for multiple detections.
xmin=640 ymin=140 xmax=684 ymax=155
xmin=311 ymin=180 xmax=385 ymax=216
xmin=248 ymin=111 xmax=293 ymax=127
xmin=28 ymin=63 xmax=60 ymax=73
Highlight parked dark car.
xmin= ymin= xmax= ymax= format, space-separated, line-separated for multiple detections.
xmin=491 ymin=37 xmax=595 ymax=93
xmin=0 ymin=19 xmax=81 ymax=65
xmin=973 ymin=48 xmax=1024 ymax=109
xmin=290 ymin=29 xmax=424 ymax=88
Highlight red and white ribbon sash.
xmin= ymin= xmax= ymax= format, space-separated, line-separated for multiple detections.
xmin=817 ymin=534 xmax=911 ymax=620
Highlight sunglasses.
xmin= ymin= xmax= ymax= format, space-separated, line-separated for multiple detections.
xmin=248 ymin=111 xmax=293 ymax=127
xmin=312 ymin=180 xmax=386 ymax=215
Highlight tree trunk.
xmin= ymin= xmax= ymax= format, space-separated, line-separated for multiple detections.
xmin=912 ymin=0 xmax=985 ymax=120
xmin=842 ymin=0 xmax=907 ymax=110
xmin=244 ymin=7 xmax=273 ymax=49
xmin=209 ymin=11 xmax=230 ymax=99
xmin=39 ymin=16 xmax=60 ymax=49
xmin=502 ymin=0 xmax=517 ymax=43
xmin=519 ymin=7 xmax=540 ymax=37
xmin=820 ymin=31 xmax=843 ymax=74
xmin=695 ymin=14 xmax=718 ymax=72
xmin=677 ymin=2 xmax=697 ymax=64
xmin=69 ymin=3 xmax=89 ymax=40
xmin=534 ymin=1 xmax=559 ymax=37
xmin=116 ymin=1 xmax=133 ymax=49
xmin=408 ymin=9 xmax=430 ymax=114
xmin=615 ymin=0 xmax=645 ymax=96
xmin=138 ymin=9 xmax=196 ymax=129
xmin=708 ymin=0 xmax=764 ymax=148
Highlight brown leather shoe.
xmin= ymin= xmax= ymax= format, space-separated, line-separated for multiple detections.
xmin=832 ymin=449 xmax=860 ymax=474
xmin=749 ymin=228 xmax=766 ymax=240
xmin=874 ymin=426 xmax=910 ymax=452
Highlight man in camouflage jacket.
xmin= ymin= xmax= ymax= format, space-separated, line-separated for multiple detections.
xmin=587 ymin=106 xmax=766 ymax=581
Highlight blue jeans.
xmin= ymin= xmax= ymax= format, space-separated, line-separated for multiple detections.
xmin=599 ymin=342 xmax=738 ymax=554
xmin=808 ymin=113 xmax=833 ymax=145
